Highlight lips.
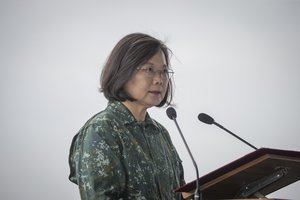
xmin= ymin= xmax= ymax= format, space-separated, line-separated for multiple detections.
xmin=149 ymin=90 xmax=161 ymax=95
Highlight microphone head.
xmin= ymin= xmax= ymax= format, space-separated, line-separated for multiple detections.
xmin=198 ymin=113 xmax=214 ymax=125
xmin=166 ymin=107 xmax=177 ymax=120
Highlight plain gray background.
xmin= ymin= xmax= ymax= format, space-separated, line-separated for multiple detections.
xmin=1 ymin=0 xmax=299 ymax=199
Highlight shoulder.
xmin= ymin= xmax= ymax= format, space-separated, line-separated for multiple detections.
xmin=73 ymin=109 xmax=122 ymax=144
xmin=84 ymin=109 xmax=118 ymax=128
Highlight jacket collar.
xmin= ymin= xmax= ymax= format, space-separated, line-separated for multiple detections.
xmin=107 ymin=101 xmax=159 ymax=128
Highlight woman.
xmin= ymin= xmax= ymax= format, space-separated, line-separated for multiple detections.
xmin=69 ymin=33 xmax=185 ymax=199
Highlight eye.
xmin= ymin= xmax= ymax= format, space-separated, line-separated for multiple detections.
xmin=145 ymin=66 xmax=154 ymax=74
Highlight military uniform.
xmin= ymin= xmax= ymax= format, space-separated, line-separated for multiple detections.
xmin=69 ymin=101 xmax=185 ymax=200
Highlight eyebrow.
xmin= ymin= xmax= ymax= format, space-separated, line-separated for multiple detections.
xmin=145 ymin=62 xmax=167 ymax=68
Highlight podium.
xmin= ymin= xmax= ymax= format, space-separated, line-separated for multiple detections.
xmin=174 ymin=148 xmax=300 ymax=199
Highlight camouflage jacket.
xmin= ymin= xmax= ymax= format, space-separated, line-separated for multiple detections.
xmin=69 ymin=101 xmax=185 ymax=200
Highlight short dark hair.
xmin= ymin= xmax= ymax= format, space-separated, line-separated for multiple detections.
xmin=100 ymin=33 xmax=174 ymax=107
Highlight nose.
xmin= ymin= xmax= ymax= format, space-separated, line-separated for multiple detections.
xmin=153 ymin=72 xmax=164 ymax=84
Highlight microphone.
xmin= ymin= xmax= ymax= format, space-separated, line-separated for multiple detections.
xmin=167 ymin=107 xmax=201 ymax=200
xmin=198 ymin=113 xmax=257 ymax=150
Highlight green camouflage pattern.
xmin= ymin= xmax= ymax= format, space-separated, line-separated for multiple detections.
xmin=69 ymin=101 xmax=185 ymax=200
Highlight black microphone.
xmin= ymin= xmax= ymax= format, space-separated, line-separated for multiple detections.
xmin=167 ymin=107 xmax=201 ymax=200
xmin=198 ymin=113 xmax=257 ymax=150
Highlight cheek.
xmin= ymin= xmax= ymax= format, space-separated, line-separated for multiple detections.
xmin=162 ymin=82 xmax=169 ymax=93
xmin=125 ymin=79 xmax=149 ymax=97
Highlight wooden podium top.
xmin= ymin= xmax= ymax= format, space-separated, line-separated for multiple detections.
xmin=174 ymin=148 xmax=300 ymax=199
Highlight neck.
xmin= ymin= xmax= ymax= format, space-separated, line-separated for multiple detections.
xmin=122 ymin=101 xmax=148 ymax=122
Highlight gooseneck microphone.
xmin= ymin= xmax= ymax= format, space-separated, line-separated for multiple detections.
xmin=198 ymin=113 xmax=257 ymax=150
xmin=167 ymin=107 xmax=201 ymax=200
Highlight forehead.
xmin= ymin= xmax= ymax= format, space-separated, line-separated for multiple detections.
xmin=145 ymin=50 xmax=167 ymax=67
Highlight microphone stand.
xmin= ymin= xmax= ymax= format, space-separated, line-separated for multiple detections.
xmin=172 ymin=116 xmax=201 ymax=200
xmin=213 ymin=121 xmax=258 ymax=150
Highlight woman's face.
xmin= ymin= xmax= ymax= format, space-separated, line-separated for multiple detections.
xmin=124 ymin=50 xmax=169 ymax=109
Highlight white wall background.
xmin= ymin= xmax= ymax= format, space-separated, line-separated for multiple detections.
xmin=0 ymin=0 xmax=299 ymax=199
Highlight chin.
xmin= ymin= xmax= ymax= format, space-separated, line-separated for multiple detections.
xmin=146 ymin=101 xmax=160 ymax=108
xmin=154 ymin=101 xmax=163 ymax=107
xmin=145 ymin=97 xmax=163 ymax=108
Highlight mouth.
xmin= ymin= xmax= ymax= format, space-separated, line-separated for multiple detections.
xmin=149 ymin=90 xmax=161 ymax=95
